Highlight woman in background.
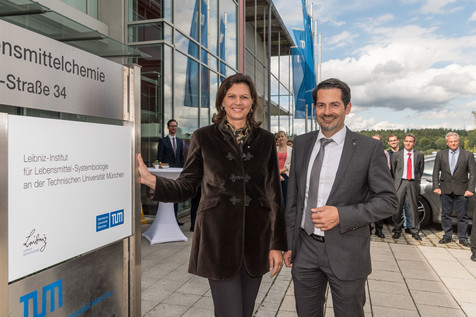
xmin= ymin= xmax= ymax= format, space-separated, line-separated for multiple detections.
xmin=276 ymin=131 xmax=292 ymax=205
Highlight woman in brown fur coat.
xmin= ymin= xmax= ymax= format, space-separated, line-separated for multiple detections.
xmin=137 ymin=73 xmax=287 ymax=317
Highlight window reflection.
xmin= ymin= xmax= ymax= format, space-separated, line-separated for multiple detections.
xmin=135 ymin=45 xmax=162 ymax=79
xmin=209 ymin=72 xmax=219 ymax=123
xmin=200 ymin=66 xmax=210 ymax=127
xmin=176 ymin=32 xmax=199 ymax=59
xmin=163 ymin=45 xmax=173 ymax=125
xmin=202 ymin=49 xmax=218 ymax=71
xmin=130 ymin=0 xmax=172 ymax=21
xmin=135 ymin=45 xmax=163 ymax=168
xmin=203 ymin=0 xmax=218 ymax=54
xmin=175 ymin=51 xmax=199 ymax=134
xmin=129 ymin=23 xmax=163 ymax=42
xmin=219 ymin=0 xmax=237 ymax=71
xmin=175 ymin=0 xmax=198 ymax=41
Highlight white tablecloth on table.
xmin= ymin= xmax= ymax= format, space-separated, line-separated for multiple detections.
xmin=142 ymin=167 xmax=188 ymax=244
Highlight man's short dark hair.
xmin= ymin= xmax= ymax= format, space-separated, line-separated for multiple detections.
xmin=404 ymin=133 xmax=416 ymax=142
xmin=167 ymin=119 xmax=177 ymax=127
xmin=388 ymin=133 xmax=398 ymax=141
xmin=312 ymin=78 xmax=351 ymax=107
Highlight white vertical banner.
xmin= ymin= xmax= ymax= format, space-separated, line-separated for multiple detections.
xmin=8 ymin=116 xmax=132 ymax=282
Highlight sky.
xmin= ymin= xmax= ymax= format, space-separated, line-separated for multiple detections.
xmin=273 ymin=0 xmax=476 ymax=133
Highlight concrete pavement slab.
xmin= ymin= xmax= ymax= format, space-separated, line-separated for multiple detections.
xmin=141 ymin=218 xmax=475 ymax=316
xmin=404 ymin=279 xmax=448 ymax=293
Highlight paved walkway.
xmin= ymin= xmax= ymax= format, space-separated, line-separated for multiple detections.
xmin=141 ymin=214 xmax=476 ymax=316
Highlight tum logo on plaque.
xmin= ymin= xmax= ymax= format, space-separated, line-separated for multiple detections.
xmin=96 ymin=209 xmax=124 ymax=232
xmin=19 ymin=279 xmax=63 ymax=317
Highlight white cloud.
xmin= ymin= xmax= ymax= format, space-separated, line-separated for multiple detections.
xmin=469 ymin=10 xmax=476 ymax=22
xmin=345 ymin=113 xmax=404 ymax=131
xmin=420 ymin=0 xmax=459 ymax=15
xmin=273 ymin=1 xmax=303 ymax=28
xmin=327 ymin=31 xmax=358 ymax=48
xmin=355 ymin=14 xmax=395 ymax=32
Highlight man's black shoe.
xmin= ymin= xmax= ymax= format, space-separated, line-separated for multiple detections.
xmin=412 ymin=233 xmax=422 ymax=241
xmin=177 ymin=221 xmax=184 ymax=226
xmin=471 ymin=251 xmax=476 ymax=262
xmin=459 ymin=239 xmax=470 ymax=247
xmin=439 ymin=237 xmax=452 ymax=244
xmin=392 ymin=232 xmax=400 ymax=239
xmin=375 ymin=230 xmax=385 ymax=238
xmin=405 ymin=228 xmax=411 ymax=234
xmin=190 ymin=226 xmax=194 ymax=232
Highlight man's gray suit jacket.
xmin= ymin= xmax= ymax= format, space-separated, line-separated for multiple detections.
xmin=432 ymin=148 xmax=476 ymax=196
xmin=285 ymin=128 xmax=398 ymax=281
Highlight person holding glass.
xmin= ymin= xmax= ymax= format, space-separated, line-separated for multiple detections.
xmin=137 ymin=73 xmax=287 ymax=317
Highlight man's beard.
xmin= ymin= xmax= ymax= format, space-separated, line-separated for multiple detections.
xmin=318 ymin=115 xmax=338 ymax=132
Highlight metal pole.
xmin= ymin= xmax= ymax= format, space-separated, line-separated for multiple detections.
xmin=0 ymin=113 xmax=7 ymax=317
xmin=305 ymin=104 xmax=308 ymax=133
xmin=289 ymin=54 xmax=293 ymax=136
xmin=319 ymin=32 xmax=322 ymax=85
xmin=130 ymin=64 xmax=142 ymax=317
xmin=267 ymin=3 xmax=272 ymax=130
xmin=278 ymin=31 xmax=281 ymax=131
xmin=314 ymin=7 xmax=319 ymax=84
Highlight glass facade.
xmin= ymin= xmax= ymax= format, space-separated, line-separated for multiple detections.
xmin=129 ymin=0 xmax=238 ymax=168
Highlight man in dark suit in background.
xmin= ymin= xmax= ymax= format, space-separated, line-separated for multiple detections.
xmin=391 ymin=133 xmax=424 ymax=241
xmin=388 ymin=134 xmax=412 ymax=233
xmin=157 ymin=119 xmax=185 ymax=225
xmin=157 ymin=119 xmax=185 ymax=168
xmin=284 ymin=78 xmax=397 ymax=317
xmin=432 ymin=132 xmax=475 ymax=248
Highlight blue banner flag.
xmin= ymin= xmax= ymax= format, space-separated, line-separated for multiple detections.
xmin=291 ymin=47 xmax=306 ymax=119
xmin=291 ymin=0 xmax=317 ymax=118
xmin=293 ymin=29 xmax=316 ymax=118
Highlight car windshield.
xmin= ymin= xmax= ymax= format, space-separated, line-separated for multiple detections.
xmin=423 ymin=155 xmax=435 ymax=177
xmin=424 ymin=160 xmax=434 ymax=177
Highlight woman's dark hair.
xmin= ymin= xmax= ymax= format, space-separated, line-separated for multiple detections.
xmin=212 ymin=73 xmax=261 ymax=127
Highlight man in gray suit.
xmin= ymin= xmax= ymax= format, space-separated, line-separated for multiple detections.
xmin=284 ymin=78 xmax=397 ymax=317
xmin=432 ymin=132 xmax=475 ymax=247
xmin=391 ymin=133 xmax=424 ymax=240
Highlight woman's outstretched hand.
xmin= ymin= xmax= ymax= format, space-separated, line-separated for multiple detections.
xmin=137 ymin=153 xmax=156 ymax=189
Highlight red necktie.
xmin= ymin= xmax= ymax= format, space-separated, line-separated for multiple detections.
xmin=407 ymin=153 xmax=412 ymax=180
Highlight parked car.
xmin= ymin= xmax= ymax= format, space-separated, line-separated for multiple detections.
xmin=417 ymin=154 xmax=475 ymax=227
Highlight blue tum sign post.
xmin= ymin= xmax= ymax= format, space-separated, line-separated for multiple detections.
xmin=19 ymin=279 xmax=63 ymax=317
